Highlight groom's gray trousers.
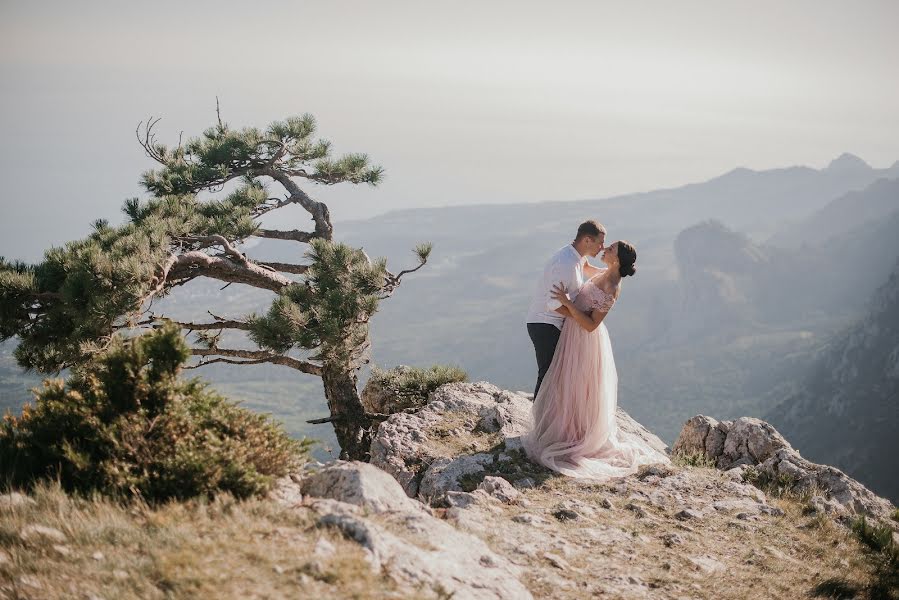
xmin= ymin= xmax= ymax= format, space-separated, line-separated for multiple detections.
xmin=527 ymin=323 xmax=561 ymax=399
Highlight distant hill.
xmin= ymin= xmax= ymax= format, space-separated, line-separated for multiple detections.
xmin=769 ymin=176 xmax=899 ymax=248
xmin=766 ymin=258 xmax=899 ymax=502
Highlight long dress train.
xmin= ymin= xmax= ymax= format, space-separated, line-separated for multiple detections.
xmin=522 ymin=273 xmax=667 ymax=480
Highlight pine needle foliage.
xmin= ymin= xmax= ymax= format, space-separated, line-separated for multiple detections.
xmin=0 ymin=109 xmax=430 ymax=460
xmin=245 ymin=239 xmax=388 ymax=364
xmin=0 ymin=321 xmax=307 ymax=501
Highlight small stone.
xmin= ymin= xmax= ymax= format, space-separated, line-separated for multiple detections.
xmin=512 ymin=514 xmax=545 ymax=525
xmin=52 ymin=544 xmax=72 ymax=556
xmin=112 ymin=569 xmax=129 ymax=580
xmin=313 ymin=537 xmax=336 ymax=558
xmin=513 ymin=477 xmax=536 ymax=489
xmin=273 ymin=565 xmax=285 ymax=574
xmin=626 ymin=502 xmax=648 ymax=518
xmin=479 ymin=554 xmax=498 ymax=567
xmin=0 ymin=549 xmax=10 ymax=565
xmin=0 ymin=492 xmax=36 ymax=509
xmin=552 ymin=508 xmax=580 ymax=522
xmin=675 ymin=509 xmax=703 ymax=521
xmin=638 ymin=464 xmax=675 ymax=479
xmin=689 ymin=555 xmax=726 ymax=573
xmin=661 ymin=533 xmax=684 ymax=547
xmin=92 ymin=551 xmax=105 ymax=561
xmin=20 ymin=524 xmax=67 ymax=544
xmin=477 ymin=476 xmax=520 ymax=504
xmin=760 ymin=505 xmax=784 ymax=517
xmin=543 ymin=552 xmax=571 ymax=570
xmin=599 ymin=498 xmax=613 ymax=509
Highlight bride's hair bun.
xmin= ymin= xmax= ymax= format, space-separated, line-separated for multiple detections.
xmin=617 ymin=241 xmax=637 ymax=278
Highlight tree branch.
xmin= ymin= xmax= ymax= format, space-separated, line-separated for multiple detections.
xmin=253 ymin=260 xmax=309 ymax=275
xmin=189 ymin=347 xmax=322 ymax=375
xmin=253 ymin=228 xmax=318 ymax=244
xmin=258 ymin=167 xmax=333 ymax=241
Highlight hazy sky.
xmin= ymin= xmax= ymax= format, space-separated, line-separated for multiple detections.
xmin=2 ymin=0 xmax=898 ymax=262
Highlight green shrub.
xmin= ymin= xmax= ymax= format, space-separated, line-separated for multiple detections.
xmin=0 ymin=321 xmax=309 ymax=501
xmin=367 ymin=364 xmax=468 ymax=411
xmin=671 ymin=450 xmax=716 ymax=469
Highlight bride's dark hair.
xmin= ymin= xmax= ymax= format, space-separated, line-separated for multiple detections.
xmin=617 ymin=241 xmax=637 ymax=277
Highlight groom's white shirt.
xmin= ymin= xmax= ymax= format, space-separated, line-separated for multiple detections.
xmin=526 ymin=244 xmax=587 ymax=330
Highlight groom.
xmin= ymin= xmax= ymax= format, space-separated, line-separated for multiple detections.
xmin=525 ymin=220 xmax=606 ymax=398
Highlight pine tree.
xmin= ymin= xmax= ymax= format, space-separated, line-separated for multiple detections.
xmin=0 ymin=104 xmax=430 ymax=460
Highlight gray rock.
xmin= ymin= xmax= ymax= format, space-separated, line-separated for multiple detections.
xmin=299 ymin=460 xmax=428 ymax=514
xmin=19 ymin=524 xmax=67 ymax=545
xmin=313 ymin=537 xmax=336 ymax=558
xmin=445 ymin=490 xmax=492 ymax=509
xmin=418 ymin=453 xmax=494 ymax=505
xmin=372 ymin=381 xmax=670 ymax=504
xmin=543 ymin=552 xmax=571 ymax=570
xmin=0 ymin=492 xmax=36 ymax=510
xmin=661 ymin=532 xmax=684 ymax=547
xmin=268 ymin=473 xmax=304 ymax=506
xmin=312 ymin=500 xmax=531 ymax=599
xmin=625 ymin=502 xmax=648 ymax=518
xmin=675 ymin=509 xmax=703 ymax=521
xmin=514 ymin=477 xmax=537 ymax=489
xmin=673 ymin=414 xmax=896 ymax=522
xmin=478 ymin=476 xmax=520 ymax=503
xmin=552 ymin=508 xmax=580 ymax=522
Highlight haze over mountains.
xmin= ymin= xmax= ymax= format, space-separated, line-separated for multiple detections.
xmin=767 ymin=257 xmax=899 ymax=502
xmin=2 ymin=153 xmax=897 ymax=498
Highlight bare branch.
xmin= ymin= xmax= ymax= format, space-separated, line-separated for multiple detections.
xmin=379 ymin=261 xmax=429 ymax=299
xmin=136 ymin=116 xmax=165 ymax=164
xmin=258 ymin=166 xmax=333 ymax=240
xmin=189 ymin=346 xmax=322 ymax=375
xmin=174 ymin=234 xmax=248 ymax=264
xmin=253 ymin=260 xmax=309 ymax=275
xmin=253 ymin=228 xmax=318 ymax=244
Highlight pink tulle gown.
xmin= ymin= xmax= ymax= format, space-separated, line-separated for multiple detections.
xmin=522 ymin=272 xmax=667 ymax=480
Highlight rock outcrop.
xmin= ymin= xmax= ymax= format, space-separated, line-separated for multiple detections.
xmin=273 ymin=460 xmax=531 ymax=600
xmin=673 ymin=415 xmax=896 ymax=521
xmin=274 ymin=382 xmax=897 ymax=599
xmin=370 ymin=381 xmax=669 ymax=505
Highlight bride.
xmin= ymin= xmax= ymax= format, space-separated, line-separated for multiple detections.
xmin=521 ymin=240 xmax=667 ymax=480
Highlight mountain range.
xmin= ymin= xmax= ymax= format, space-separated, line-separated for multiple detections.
xmin=2 ymin=153 xmax=897 ymax=498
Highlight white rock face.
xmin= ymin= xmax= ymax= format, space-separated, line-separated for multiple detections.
xmin=371 ymin=381 xmax=670 ymax=505
xmin=300 ymin=460 xmax=429 ymax=514
xmin=673 ymin=415 xmax=896 ymax=520
xmin=283 ymin=460 xmax=532 ymax=599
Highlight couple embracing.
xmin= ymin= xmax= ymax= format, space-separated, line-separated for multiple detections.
xmin=522 ymin=220 xmax=666 ymax=480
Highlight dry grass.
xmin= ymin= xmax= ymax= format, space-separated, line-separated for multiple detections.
xmin=461 ymin=467 xmax=882 ymax=599
xmin=0 ymin=482 xmax=404 ymax=600
xmin=424 ymin=412 xmax=503 ymax=458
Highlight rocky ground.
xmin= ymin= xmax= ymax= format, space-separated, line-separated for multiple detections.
xmin=2 ymin=381 xmax=897 ymax=599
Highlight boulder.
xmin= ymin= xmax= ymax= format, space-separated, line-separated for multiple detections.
xmin=673 ymin=415 xmax=896 ymax=521
xmin=299 ymin=460 xmax=428 ymax=514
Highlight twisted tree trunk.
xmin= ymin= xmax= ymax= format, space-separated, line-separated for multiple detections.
xmin=321 ymin=364 xmax=374 ymax=460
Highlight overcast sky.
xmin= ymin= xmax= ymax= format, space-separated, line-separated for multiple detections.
xmin=2 ymin=0 xmax=897 ymax=262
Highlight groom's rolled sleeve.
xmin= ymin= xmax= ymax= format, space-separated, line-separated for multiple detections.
xmin=545 ymin=260 xmax=580 ymax=311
